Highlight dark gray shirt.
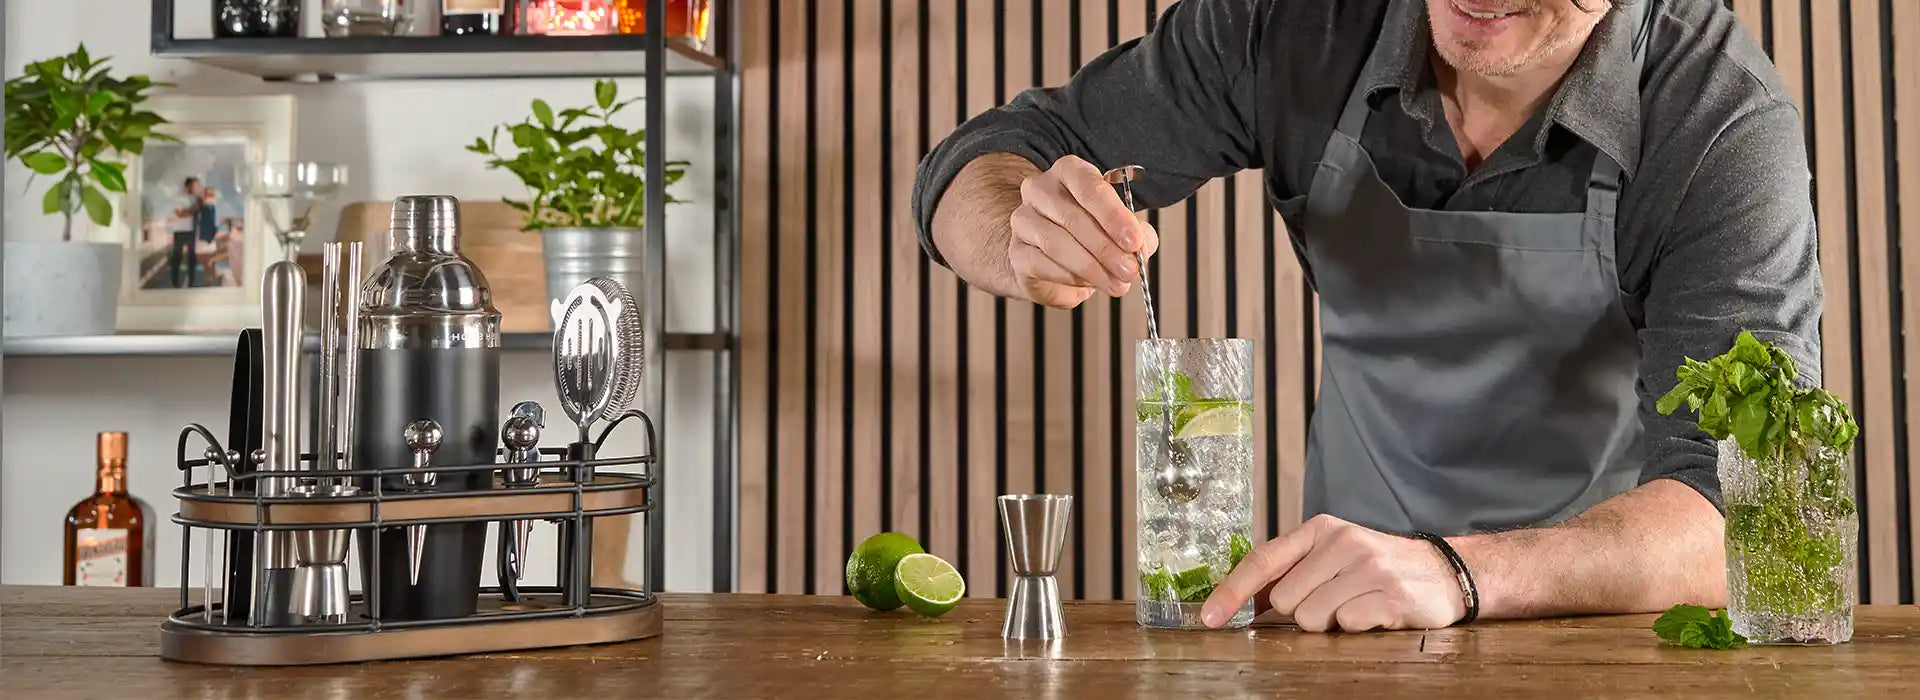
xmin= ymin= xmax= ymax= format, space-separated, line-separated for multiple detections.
xmin=912 ymin=0 xmax=1825 ymax=511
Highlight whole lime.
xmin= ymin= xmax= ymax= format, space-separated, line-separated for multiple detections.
xmin=846 ymin=532 xmax=925 ymax=611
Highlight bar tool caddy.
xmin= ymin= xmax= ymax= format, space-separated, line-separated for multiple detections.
xmin=159 ymin=195 xmax=663 ymax=666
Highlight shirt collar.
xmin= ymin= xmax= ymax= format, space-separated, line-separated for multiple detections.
xmin=1358 ymin=0 xmax=1646 ymax=178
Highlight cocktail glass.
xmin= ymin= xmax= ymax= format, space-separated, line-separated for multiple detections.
xmin=249 ymin=162 xmax=348 ymax=262
xmin=1136 ymin=338 xmax=1256 ymax=629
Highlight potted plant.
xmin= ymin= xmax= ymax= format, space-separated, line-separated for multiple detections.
xmin=4 ymin=45 xmax=171 ymax=337
xmin=467 ymin=79 xmax=689 ymax=310
xmin=1657 ymin=331 xmax=1859 ymax=644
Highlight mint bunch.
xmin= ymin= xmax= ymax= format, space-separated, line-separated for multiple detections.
xmin=1653 ymin=604 xmax=1749 ymax=650
xmin=1655 ymin=331 xmax=1857 ymax=460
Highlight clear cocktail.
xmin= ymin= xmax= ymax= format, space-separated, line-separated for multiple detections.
xmin=1136 ymin=338 xmax=1255 ymax=629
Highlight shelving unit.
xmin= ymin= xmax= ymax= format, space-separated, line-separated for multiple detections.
xmin=133 ymin=0 xmax=741 ymax=594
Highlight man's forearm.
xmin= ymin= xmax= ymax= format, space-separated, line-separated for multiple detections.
xmin=1450 ymin=479 xmax=1726 ymax=619
xmin=929 ymin=153 xmax=1039 ymax=300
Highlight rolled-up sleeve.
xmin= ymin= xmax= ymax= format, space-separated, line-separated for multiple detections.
xmin=1638 ymin=101 xmax=1824 ymax=511
xmin=910 ymin=0 xmax=1267 ymax=267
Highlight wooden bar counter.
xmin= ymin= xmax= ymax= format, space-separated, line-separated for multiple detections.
xmin=4 ymin=586 xmax=1917 ymax=698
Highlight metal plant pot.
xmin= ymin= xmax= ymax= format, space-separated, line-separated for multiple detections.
xmin=540 ymin=227 xmax=646 ymax=312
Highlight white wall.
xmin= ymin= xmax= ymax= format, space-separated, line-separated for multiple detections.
xmin=1 ymin=0 xmax=724 ymax=591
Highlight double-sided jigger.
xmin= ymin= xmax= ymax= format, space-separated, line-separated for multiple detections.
xmin=999 ymin=494 xmax=1073 ymax=641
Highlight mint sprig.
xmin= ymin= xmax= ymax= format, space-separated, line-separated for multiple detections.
xmin=1653 ymin=604 xmax=1749 ymax=650
xmin=1655 ymin=330 xmax=1857 ymax=460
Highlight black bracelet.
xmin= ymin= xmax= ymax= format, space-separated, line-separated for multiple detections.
xmin=1411 ymin=531 xmax=1479 ymax=625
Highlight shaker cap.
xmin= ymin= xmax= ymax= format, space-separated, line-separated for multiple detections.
xmin=359 ymin=195 xmax=501 ymax=350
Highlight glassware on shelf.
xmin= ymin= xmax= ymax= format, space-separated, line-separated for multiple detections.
xmin=521 ymin=0 xmax=618 ymax=35
xmin=615 ymin=0 xmax=712 ymax=47
xmin=443 ymin=0 xmax=514 ymax=35
xmin=214 ymin=0 xmax=301 ymax=38
xmin=248 ymin=163 xmax=349 ymax=262
xmin=1134 ymin=338 xmax=1257 ymax=630
xmin=323 ymin=0 xmax=415 ymax=37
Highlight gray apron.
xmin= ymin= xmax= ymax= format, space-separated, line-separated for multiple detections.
xmin=1297 ymin=2 xmax=1654 ymax=536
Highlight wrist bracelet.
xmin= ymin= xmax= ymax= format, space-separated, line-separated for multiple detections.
xmin=1411 ymin=531 xmax=1479 ymax=625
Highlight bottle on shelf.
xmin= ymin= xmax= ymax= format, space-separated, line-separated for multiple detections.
xmin=614 ymin=0 xmax=711 ymax=46
xmin=214 ymin=0 xmax=302 ymax=38
xmin=522 ymin=0 xmax=618 ymax=36
xmin=443 ymin=0 xmax=514 ymax=36
xmin=63 ymin=432 xmax=156 ymax=587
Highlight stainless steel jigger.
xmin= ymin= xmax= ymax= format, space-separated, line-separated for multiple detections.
xmin=999 ymin=494 xmax=1073 ymax=641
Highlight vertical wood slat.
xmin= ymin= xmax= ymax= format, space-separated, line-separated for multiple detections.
xmin=1896 ymin=0 xmax=1920 ymax=599
xmin=850 ymin=0 xmax=885 ymax=547
xmin=1000 ymin=0 xmax=1038 ymax=598
xmin=924 ymin=0 xmax=963 ymax=579
xmin=1040 ymin=0 xmax=1077 ymax=597
xmin=1077 ymin=0 xmax=1116 ymax=603
xmin=735 ymin=0 xmax=773 ymax=594
xmin=811 ymin=0 xmax=849 ymax=596
xmin=773 ymin=0 xmax=810 ymax=596
xmin=963 ymin=0 xmax=1001 ymax=599
xmin=1845 ymin=0 xmax=1899 ymax=605
xmin=887 ymin=0 xmax=925 ymax=547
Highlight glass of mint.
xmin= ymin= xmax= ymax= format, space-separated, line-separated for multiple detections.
xmin=1658 ymin=331 xmax=1859 ymax=644
xmin=1135 ymin=338 xmax=1256 ymax=629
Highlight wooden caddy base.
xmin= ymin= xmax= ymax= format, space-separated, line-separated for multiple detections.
xmin=160 ymin=593 xmax=662 ymax=666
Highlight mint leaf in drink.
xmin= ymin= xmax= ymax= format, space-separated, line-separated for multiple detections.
xmin=1173 ymin=565 xmax=1215 ymax=603
xmin=1653 ymin=604 xmax=1749 ymax=650
xmin=1228 ymin=533 xmax=1253 ymax=571
xmin=1141 ymin=568 xmax=1175 ymax=600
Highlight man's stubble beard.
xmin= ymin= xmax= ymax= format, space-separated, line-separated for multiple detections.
xmin=1433 ymin=21 xmax=1583 ymax=78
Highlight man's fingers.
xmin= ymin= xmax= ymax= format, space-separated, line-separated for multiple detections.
xmin=1011 ymin=205 xmax=1126 ymax=296
xmin=1050 ymin=156 xmax=1151 ymax=254
xmin=1201 ymin=517 xmax=1328 ymax=627
xmin=1330 ymin=591 xmax=1395 ymax=633
xmin=1022 ymin=174 xmax=1136 ymax=284
xmin=1290 ymin=570 xmax=1384 ymax=633
xmin=1010 ymin=240 xmax=1091 ymax=287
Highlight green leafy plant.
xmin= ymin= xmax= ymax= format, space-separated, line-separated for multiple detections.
xmin=1653 ymin=604 xmax=1749 ymax=650
xmin=4 ymin=44 xmax=172 ymax=242
xmin=467 ymin=79 xmax=690 ymax=230
xmin=1657 ymin=331 xmax=1858 ymax=630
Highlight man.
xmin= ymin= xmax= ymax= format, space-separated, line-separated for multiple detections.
xmin=167 ymin=176 xmax=203 ymax=288
xmin=913 ymin=0 xmax=1819 ymax=631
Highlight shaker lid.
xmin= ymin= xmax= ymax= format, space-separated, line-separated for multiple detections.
xmin=359 ymin=195 xmax=501 ymax=349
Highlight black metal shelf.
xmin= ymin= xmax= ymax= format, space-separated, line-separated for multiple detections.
xmin=153 ymin=35 xmax=727 ymax=82
xmin=3 ymin=331 xmax=728 ymax=357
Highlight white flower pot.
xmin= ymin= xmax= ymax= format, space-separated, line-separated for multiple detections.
xmin=3 ymin=241 xmax=124 ymax=338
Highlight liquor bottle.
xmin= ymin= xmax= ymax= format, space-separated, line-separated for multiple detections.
xmin=615 ymin=0 xmax=711 ymax=44
xmin=214 ymin=0 xmax=302 ymax=38
xmin=443 ymin=0 xmax=512 ymax=35
xmin=63 ymin=432 xmax=156 ymax=587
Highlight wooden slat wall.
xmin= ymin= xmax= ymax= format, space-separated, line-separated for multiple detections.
xmin=737 ymin=0 xmax=1920 ymax=603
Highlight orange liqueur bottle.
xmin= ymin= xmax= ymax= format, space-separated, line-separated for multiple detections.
xmin=63 ymin=432 xmax=155 ymax=586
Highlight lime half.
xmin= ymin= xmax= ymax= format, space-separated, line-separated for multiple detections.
xmin=847 ymin=532 xmax=925 ymax=611
xmin=893 ymin=553 xmax=965 ymax=617
xmin=1175 ymin=403 xmax=1251 ymax=440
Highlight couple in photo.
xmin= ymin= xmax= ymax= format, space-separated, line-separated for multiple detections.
xmin=164 ymin=176 xmax=235 ymax=289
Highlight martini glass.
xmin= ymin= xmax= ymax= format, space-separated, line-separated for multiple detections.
xmin=250 ymin=162 xmax=348 ymax=261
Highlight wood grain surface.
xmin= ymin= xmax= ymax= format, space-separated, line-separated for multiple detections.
xmin=8 ymin=586 xmax=1920 ymax=699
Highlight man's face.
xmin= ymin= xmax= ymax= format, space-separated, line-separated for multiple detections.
xmin=1427 ymin=0 xmax=1610 ymax=77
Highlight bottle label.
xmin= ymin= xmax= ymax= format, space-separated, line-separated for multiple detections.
xmin=74 ymin=528 xmax=130 ymax=587
xmin=444 ymin=0 xmax=504 ymax=13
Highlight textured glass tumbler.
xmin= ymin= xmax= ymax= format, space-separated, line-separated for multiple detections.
xmin=1717 ymin=438 xmax=1858 ymax=644
xmin=1135 ymin=338 xmax=1256 ymax=629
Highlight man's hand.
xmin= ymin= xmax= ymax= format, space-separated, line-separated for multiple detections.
xmin=1008 ymin=155 xmax=1159 ymax=309
xmin=1200 ymin=514 xmax=1466 ymax=632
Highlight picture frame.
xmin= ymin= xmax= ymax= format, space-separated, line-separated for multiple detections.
xmin=98 ymin=95 xmax=295 ymax=333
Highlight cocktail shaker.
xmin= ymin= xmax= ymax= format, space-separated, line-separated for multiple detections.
xmin=353 ymin=195 xmax=502 ymax=621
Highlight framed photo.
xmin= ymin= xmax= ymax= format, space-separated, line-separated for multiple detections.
xmin=101 ymin=95 xmax=294 ymax=332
